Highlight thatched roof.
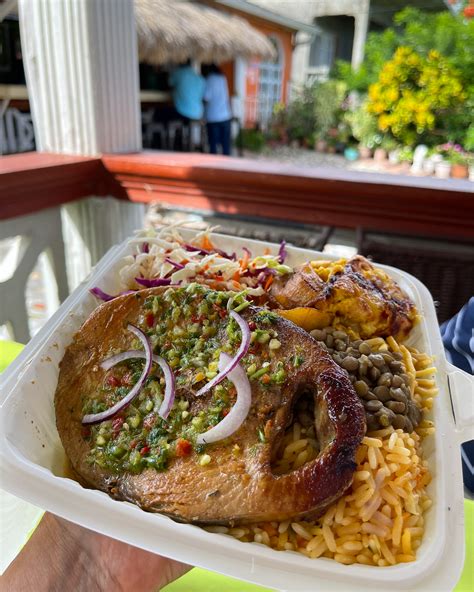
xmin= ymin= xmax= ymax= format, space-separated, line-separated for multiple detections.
xmin=135 ymin=0 xmax=277 ymax=64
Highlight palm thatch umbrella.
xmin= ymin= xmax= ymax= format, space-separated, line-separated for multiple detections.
xmin=135 ymin=0 xmax=276 ymax=64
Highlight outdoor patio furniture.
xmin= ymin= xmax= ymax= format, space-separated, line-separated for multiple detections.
xmin=357 ymin=228 xmax=474 ymax=323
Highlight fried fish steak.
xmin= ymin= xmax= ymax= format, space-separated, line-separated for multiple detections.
xmin=55 ymin=286 xmax=365 ymax=524
xmin=270 ymin=255 xmax=418 ymax=340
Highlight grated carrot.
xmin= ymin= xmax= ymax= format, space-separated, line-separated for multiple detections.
xmin=201 ymin=236 xmax=214 ymax=251
xmin=240 ymin=249 xmax=250 ymax=271
xmin=264 ymin=275 xmax=274 ymax=291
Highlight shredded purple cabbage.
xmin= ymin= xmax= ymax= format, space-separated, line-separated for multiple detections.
xmin=214 ymin=247 xmax=237 ymax=260
xmin=256 ymin=267 xmax=278 ymax=287
xmin=141 ymin=242 xmax=150 ymax=254
xmin=135 ymin=277 xmax=172 ymax=288
xmin=278 ymin=240 xmax=287 ymax=264
xmin=183 ymin=242 xmax=236 ymax=261
xmin=184 ymin=243 xmax=210 ymax=256
xmin=165 ymin=257 xmax=185 ymax=270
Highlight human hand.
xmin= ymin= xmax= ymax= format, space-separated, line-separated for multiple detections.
xmin=1 ymin=512 xmax=190 ymax=592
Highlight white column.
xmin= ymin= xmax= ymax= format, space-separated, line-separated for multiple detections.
xmin=19 ymin=0 xmax=141 ymax=154
xmin=232 ymin=57 xmax=247 ymax=124
xmin=291 ymin=32 xmax=312 ymax=92
xmin=352 ymin=3 xmax=370 ymax=69
xmin=18 ymin=0 xmax=145 ymax=293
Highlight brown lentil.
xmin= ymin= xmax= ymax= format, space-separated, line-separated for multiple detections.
xmin=310 ymin=327 xmax=422 ymax=432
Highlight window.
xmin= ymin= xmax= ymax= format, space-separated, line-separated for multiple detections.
xmin=309 ymin=32 xmax=335 ymax=70
xmin=257 ymin=37 xmax=283 ymax=128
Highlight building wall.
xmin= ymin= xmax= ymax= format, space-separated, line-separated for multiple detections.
xmin=244 ymin=19 xmax=293 ymax=105
xmin=213 ymin=6 xmax=295 ymax=128
xmin=250 ymin=0 xmax=370 ymax=87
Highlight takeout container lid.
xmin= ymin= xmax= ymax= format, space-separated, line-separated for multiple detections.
xmin=1 ymin=230 xmax=473 ymax=591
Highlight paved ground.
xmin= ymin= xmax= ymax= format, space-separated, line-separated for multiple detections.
xmin=244 ymin=146 xmax=473 ymax=180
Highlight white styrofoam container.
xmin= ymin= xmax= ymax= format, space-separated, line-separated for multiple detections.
xmin=1 ymin=231 xmax=473 ymax=592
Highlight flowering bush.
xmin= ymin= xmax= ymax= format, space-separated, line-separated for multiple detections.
xmin=436 ymin=142 xmax=469 ymax=165
xmin=367 ymin=47 xmax=466 ymax=146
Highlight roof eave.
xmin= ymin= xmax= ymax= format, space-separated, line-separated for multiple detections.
xmin=205 ymin=0 xmax=319 ymax=34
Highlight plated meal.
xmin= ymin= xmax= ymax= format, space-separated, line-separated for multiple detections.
xmin=55 ymin=226 xmax=437 ymax=568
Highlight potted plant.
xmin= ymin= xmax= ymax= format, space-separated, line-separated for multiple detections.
xmin=379 ymin=137 xmax=399 ymax=164
xmin=344 ymin=145 xmax=359 ymax=161
xmin=344 ymin=105 xmax=380 ymax=159
xmin=315 ymin=137 xmax=328 ymax=152
xmin=468 ymin=154 xmax=474 ymax=182
xmin=449 ymin=149 xmax=469 ymax=179
xmin=423 ymin=149 xmax=442 ymax=175
xmin=434 ymin=160 xmax=451 ymax=179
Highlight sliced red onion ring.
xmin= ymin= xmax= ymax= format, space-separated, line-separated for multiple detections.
xmin=82 ymin=324 xmax=153 ymax=425
xmin=164 ymin=257 xmax=185 ymax=270
xmin=135 ymin=277 xmax=172 ymax=288
xmin=99 ymin=350 xmax=175 ymax=420
xmin=196 ymin=353 xmax=251 ymax=445
xmin=90 ymin=287 xmax=136 ymax=301
xmin=195 ymin=310 xmax=251 ymax=397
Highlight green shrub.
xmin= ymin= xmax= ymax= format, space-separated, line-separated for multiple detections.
xmin=334 ymin=8 xmax=474 ymax=92
xmin=344 ymin=104 xmax=382 ymax=149
xmin=237 ymin=128 xmax=266 ymax=152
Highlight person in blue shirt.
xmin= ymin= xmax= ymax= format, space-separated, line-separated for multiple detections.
xmin=441 ymin=297 xmax=474 ymax=493
xmin=169 ymin=61 xmax=205 ymax=122
xmin=202 ymin=64 xmax=232 ymax=155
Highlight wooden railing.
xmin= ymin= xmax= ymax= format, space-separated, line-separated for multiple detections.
xmin=1 ymin=150 xmax=473 ymax=340
xmin=2 ymin=151 xmax=474 ymax=240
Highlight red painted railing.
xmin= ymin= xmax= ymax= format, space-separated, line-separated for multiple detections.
xmin=1 ymin=151 xmax=473 ymax=240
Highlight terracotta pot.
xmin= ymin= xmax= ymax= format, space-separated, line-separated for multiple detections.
xmin=451 ymin=163 xmax=469 ymax=179
xmin=315 ymin=139 xmax=327 ymax=153
xmin=373 ymin=148 xmax=387 ymax=163
xmin=359 ymin=146 xmax=371 ymax=159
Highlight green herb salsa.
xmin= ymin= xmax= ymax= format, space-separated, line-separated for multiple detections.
xmin=82 ymin=284 xmax=287 ymax=474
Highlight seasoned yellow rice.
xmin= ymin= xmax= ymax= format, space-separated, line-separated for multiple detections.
xmin=205 ymin=339 xmax=438 ymax=567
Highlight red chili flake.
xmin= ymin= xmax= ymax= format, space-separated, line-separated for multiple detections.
xmin=222 ymin=409 xmax=230 ymax=417
xmin=145 ymin=313 xmax=155 ymax=327
xmin=175 ymin=438 xmax=192 ymax=457
xmin=143 ymin=413 xmax=156 ymax=430
xmin=81 ymin=426 xmax=91 ymax=438
xmin=218 ymin=309 xmax=227 ymax=319
xmin=140 ymin=445 xmax=150 ymax=456
xmin=248 ymin=321 xmax=256 ymax=331
xmin=112 ymin=417 xmax=124 ymax=436
xmin=106 ymin=375 xmax=120 ymax=387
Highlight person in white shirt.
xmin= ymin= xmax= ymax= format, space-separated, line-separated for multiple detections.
xmin=203 ymin=64 xmax=232 ymax=155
